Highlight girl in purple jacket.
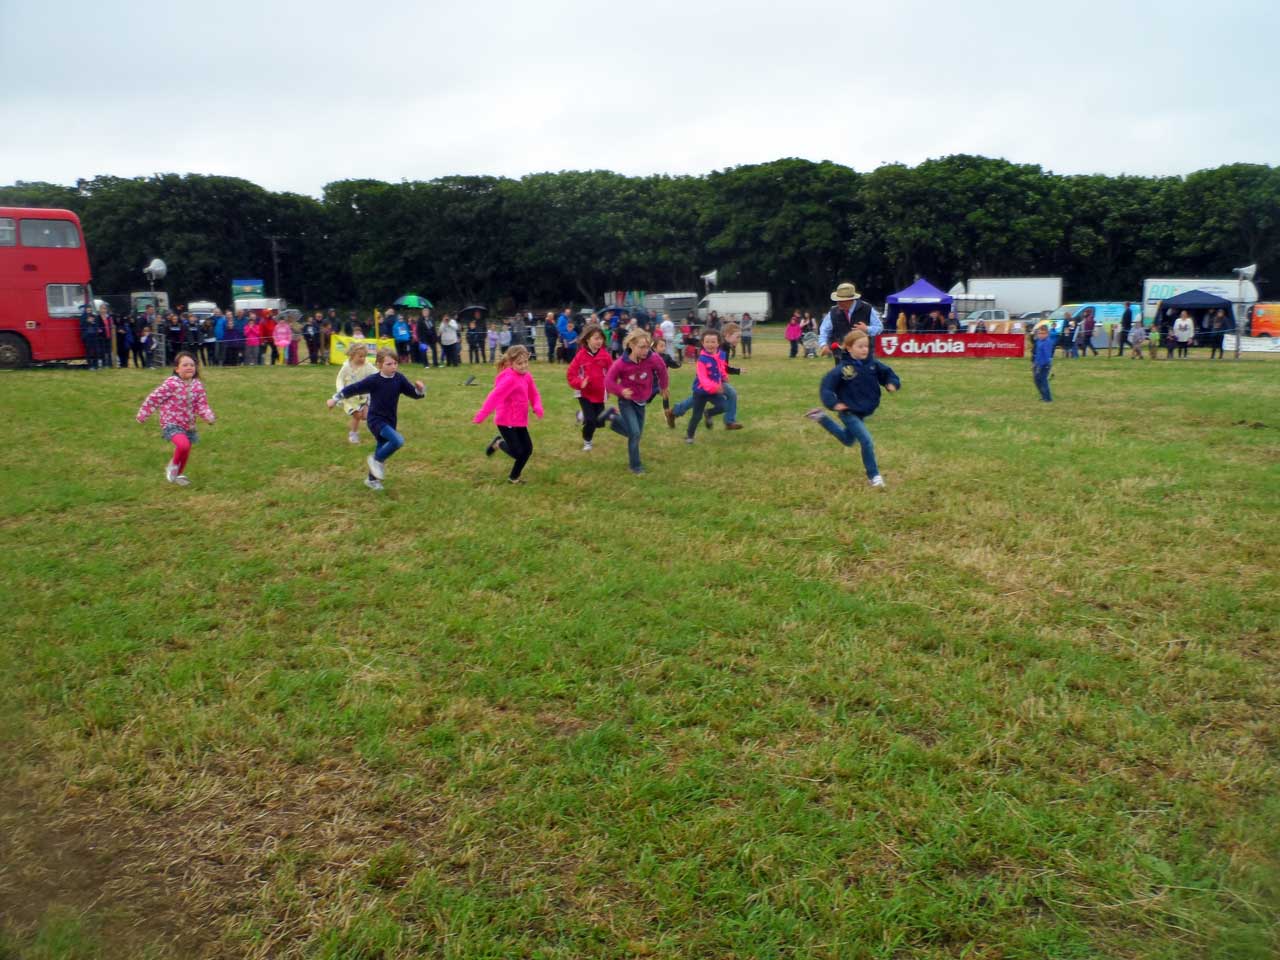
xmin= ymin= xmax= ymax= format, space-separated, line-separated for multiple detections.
xmin=473 ymin=345 xmax=544 ymax=483
xmin=604 ymin=329 xmax=670 ymax=475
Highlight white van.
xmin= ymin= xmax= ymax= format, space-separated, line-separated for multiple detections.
xmin=696 ymin=291 xmax=771 ymax=323
xmin=187 ymin=300 xmax=220 ymax=320
xmin=1042 ymin=303 xmax=1134 ymax=346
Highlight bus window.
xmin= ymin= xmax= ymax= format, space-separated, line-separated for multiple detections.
xmin=47 ymin=284 xmax=89 ymax=316
xmin=0 ymin=218 xmax=15 ymax=246
xmin=20 ymin=219 xmax=81 ymax=248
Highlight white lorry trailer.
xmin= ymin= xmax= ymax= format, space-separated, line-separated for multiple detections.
xmin=642 ymin=292 xmax=699 ymax=321
xmin=948 ymin=278 xmax=1063 ymax=316
xmin=695 ymin=291 xmax=772 ymax=323
xmin=1142 ymin=277 xmax=1258 ymax=324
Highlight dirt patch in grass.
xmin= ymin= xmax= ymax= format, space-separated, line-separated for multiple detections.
xmin=0 ymin=750 xmax=450 ymax=959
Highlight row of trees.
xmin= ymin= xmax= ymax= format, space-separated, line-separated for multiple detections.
xmin=3 ymin=156 xmax=1275 ymax=314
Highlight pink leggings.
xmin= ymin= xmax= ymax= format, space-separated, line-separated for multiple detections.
xmin=169 ymin=433 xmax=191 ymax=472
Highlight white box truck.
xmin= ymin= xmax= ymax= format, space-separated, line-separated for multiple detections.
xmin=696 ymin=291 xmax=771 ymax=323
xmin=949 ymin=278 xmax=1063 ymax=315
xmin=1142 ymin=277 xmax=1258 ymax=324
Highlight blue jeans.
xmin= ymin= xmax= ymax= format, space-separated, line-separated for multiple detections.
xmin=609 ymin=399 xmax=647 ymax=470
xmin=1033 ymin=364 xmax=1052 ymax=402
xmin=818 ymin=411 xmax=879 ymax=479
xmin=676 ymin=385 xmax=734 ymax=423
xmin=685 ymin=392 xmax=726 ymax=439
xmin=373 ymin=423 xmax=404 ymax=463
xmin=707 ymin=382 xmax=738 ymax=424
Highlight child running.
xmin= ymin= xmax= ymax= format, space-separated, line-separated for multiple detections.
xmin=1031 ymin=322 xmax=1055 ymax=401
xmin=335 ymin=343 xmax=377 ymax=443
xmin=704 ymin=321 xmax=744 ymax=431
xmin=671 ymin=329 xmax=728 ymax=444
xmin=603 ymin=329 xmax=671 ymax=475
xmin=474 ymin=344 xmax=544 ymax=484
xmin=136 ymin=350 xmax=217 ymax=486
xmin=327 ymin=347 xmax=425 ymax=490
xmin=805 ymin=328 xmax=900 ymax=490
xmin=565 ymin=323 xmax=612 ymax=451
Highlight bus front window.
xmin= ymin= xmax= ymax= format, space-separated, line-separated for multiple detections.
xmin=47 ymin=284 xmax=89 ymax=316
xmin=20 ymin=219 xmax=81 ymax=248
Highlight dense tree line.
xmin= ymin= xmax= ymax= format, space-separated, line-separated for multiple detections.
xmin=3 ymin=156 xmax=1275 ymax=314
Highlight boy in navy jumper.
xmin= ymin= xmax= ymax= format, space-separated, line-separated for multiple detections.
xmin=805 ymin=329 xmax=900 ymax=489
xmin=1031 ymin=323 xmax=1054 ymax=402
xmin=328 ymin=348 xmax=425 ymax=490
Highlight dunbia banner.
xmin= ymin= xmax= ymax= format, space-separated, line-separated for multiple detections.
xmin=876 ymin=334 xmax=1026 ymax=359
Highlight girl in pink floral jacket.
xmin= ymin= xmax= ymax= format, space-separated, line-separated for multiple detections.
xmin=473 ymin=345 xmax=543 ymax=483
xmin=136 ymin=351 xmax=217 ymax=486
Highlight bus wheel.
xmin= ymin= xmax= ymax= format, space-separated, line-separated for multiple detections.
xmin=0 ymin=333 xmax=31 ymax=368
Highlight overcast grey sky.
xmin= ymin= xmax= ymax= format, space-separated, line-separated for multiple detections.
xmin=2 ymin=0 xmax=1276 ymax=196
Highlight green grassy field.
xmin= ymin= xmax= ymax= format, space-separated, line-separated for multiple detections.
xmin=1 ymin=339 xmax=1277 ymax=960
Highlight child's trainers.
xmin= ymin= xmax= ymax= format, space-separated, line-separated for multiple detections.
xmin=869 ymin=475 xmax=886 ymax=490
xmin=582 ymin=441 xmax=593 ymax=451
xmin=174 ymin=474 xmax=191 ymax=486
xmin=348 ymin=431 xmax=360 ymax=444
xmin=367 ymin=454 xmax=385 ymax=480
xmin=684 ymin=436 xmax=695 ymax=445
xmin=165 ymin=463 xmax=179 ymax=483
xmin=485 ymin=436 xmax=502 ymax=457
xmin=365 ymin=477 xmax=384 ymax=490
xmin=804 ymin=408 xmax=825 ymax=422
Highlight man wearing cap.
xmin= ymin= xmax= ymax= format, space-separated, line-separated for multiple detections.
xmin=819 ymin=282 xmax=882 ymax=362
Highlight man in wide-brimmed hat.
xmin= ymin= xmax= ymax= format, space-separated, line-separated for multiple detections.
xmin=819 ymin=281 xmax=882 ymax=362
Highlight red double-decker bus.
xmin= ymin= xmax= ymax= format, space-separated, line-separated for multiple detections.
xmin=0 ymin=207 xmax=93 ymax=367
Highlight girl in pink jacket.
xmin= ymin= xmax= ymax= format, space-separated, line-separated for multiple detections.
xmin=136 ymin=351 xmax=217 ymax=485
xmin=473 ymin=345 xmax=544 ymax=483
xmin=272 ymin=317 xmax=293 ymax=365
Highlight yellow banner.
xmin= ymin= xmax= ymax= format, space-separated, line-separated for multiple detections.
xmin=329 ymin=334 xmax=396 ymax=365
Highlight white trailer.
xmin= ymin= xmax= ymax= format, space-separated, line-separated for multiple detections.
xmin=695 ymin=291 xmax=772 ymax=323
xmin=949 ymin=277 xmax=1063 ymax=315
xmin=1142 ymin=277 xmax=1258 ymax=324
xmin=642 ymin=292 xmax=699 ymax=320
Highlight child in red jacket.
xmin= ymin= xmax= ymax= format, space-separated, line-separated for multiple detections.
xmin=565 ymin=324 xmax=612 ymax=451
xmin=474 ymin=345 xmax=544 ymax=483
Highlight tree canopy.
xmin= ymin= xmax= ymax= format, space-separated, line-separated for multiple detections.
xmin=3 ymin=157 xmax=1274 ymax=312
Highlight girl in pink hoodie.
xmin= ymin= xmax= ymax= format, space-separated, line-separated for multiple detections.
xmin=272 ymin=317 xmax=293 ymax=366
xmin=473 ymin=345 xmax=544 ymax=483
